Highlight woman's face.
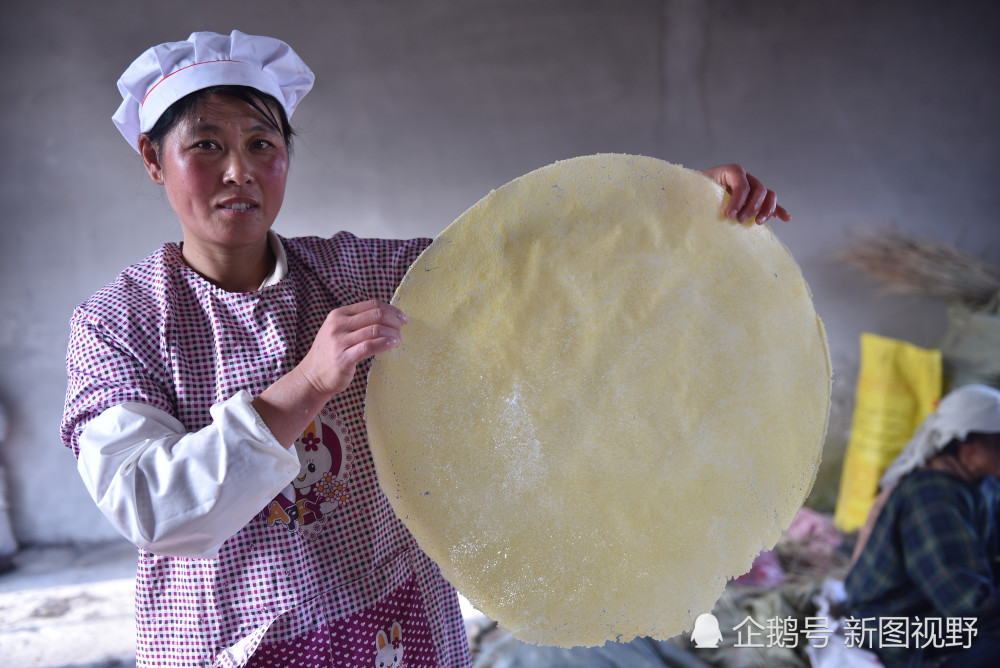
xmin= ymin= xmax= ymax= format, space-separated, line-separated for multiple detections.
xmin=961 ymin=433 xmax=1000 ymax=480
xmin=140 ymin=93 xmax=289 ymax=254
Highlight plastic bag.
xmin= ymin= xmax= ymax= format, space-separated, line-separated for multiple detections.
xmin=833 ymin=333 xmax=941 ymax=532
xmin=940 ymin=293 xmax=1000 ymax=391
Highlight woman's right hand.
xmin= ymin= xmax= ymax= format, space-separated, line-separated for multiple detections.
xmin=253 ymin=300 xmax=409 ymax=447
xmin=297 ymin=300 xmax=409 ymax=399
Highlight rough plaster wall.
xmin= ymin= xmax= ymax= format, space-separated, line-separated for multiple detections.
xmin=0 ymin=0 xmax=997 ymax=545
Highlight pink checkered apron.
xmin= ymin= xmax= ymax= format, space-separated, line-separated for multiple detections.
xmin=62 ymin=233 xmax=471 ymax=667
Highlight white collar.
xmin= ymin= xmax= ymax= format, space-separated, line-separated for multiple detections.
xmin=258 ymin=231 xmax=289 ymax=289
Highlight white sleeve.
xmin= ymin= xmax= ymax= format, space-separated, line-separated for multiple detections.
xmin=76 ymin=390 xmax=301 ymax=559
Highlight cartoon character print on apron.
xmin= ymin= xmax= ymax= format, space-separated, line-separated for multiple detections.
xmin=374 ymin=622 xmax=404 ymax=668
xmin=245 ymin=579 xmax=439 ymax=667
xmin=261 ymin=405 xmax=355 ymax=539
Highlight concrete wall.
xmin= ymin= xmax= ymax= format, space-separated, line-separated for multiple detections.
xmin=0 ymin=0 xmax=998 ymax=545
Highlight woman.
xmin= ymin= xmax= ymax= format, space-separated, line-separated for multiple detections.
xmin=61 ymin=30 xmax=790 ymax=668
xmin=846 ymin=384 xmax=1000 ymax=668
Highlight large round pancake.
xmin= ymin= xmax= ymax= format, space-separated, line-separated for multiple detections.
xmin=365 ymin=154 xmax=831 ymax=647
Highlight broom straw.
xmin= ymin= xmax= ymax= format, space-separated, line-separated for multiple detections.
xmin=840 ymin=229 xmax=1000 ymax=308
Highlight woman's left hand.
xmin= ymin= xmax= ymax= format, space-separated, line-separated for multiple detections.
xmin=702 ymin=164 xmax=790 ymax=225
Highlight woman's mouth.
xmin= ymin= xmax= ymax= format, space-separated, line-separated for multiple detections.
xmin=218 ymin=200 xmax=259 ymax=214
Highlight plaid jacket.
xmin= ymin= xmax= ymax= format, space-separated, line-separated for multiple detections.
xmin=846 ymin=469 xmax=1000 ymax=665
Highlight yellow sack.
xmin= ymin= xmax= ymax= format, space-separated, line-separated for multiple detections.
xmin=834 ymin=333 xmax=941 ymax=532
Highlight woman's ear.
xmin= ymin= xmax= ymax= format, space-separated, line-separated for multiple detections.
xmin=137 ymin=135 xmax=165 ymax=185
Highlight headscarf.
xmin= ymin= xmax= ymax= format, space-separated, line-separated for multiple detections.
xmin=879 ymin=383 xmax=1000 ymax=489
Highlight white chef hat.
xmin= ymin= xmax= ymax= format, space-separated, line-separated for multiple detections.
xmin=113 ymin=30 xmax=315 ymax=152
xmin=880 ymin=383 xmax=1000 ymax=489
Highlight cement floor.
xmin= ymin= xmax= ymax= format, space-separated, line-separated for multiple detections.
xmin=0 ymin=541 xmax=495 ymax=668
xmin=0 ymin=541 xmax=137 ymax=668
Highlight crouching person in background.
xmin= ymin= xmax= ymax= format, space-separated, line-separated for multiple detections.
xmin=846 ymin=384 xmax=1000 ymax=668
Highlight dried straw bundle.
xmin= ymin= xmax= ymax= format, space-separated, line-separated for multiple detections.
xmin=841 ymin=229 xmax=1000 ymax=308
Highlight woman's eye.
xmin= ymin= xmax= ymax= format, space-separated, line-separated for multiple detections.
xmin=251 ymin=139 xmax=273 ymax=150
xmin=193 ymin=140 xmax=218 ymax=150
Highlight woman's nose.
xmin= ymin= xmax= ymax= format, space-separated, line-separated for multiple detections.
xmin=223 ymin=150 xmax=254 ymax=185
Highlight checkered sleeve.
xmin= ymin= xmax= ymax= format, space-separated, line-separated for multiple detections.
xmin=63 ymin=302 xmax=300 ymax=559
xmin=61 ymin=305 xmax=175 ymax=458
xmin=364 ymin=236 xmax=432 ymax=302
xmin=899 ymin=476 xmax=1000 ymax=618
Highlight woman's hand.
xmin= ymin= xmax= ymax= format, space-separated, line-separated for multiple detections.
xmin=298 ymin=300 xmax=409 ymax=398
xmin=702 ymin=164 xmax=790 ymax=225
xmin=253 ymin=300 xmax=408 ymax=447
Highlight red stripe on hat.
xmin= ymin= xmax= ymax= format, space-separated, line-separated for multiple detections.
xmin=141 ymin=60 xmax=245 ymax=106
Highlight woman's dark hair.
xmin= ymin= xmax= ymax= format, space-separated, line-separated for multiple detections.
xmin=144 ymin=85 xmax=294 ymax=151
xmin=939 ymin=431 xmax=995 ymax=459
xmin=939 ymin=438 xmax=963 ymax=459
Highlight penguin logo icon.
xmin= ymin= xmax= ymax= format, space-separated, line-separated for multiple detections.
xmin=691 ymin=612 xmax=723 ymax=648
